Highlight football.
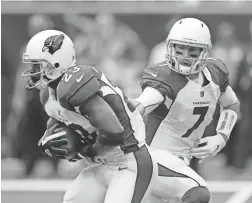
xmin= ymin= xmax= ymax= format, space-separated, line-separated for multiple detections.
xmin=42 ymin=121 xmax=86 ymax=160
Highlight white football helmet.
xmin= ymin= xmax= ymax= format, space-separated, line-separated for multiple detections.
xmin=165 ymin=18 xmax=212 ymax=75
xmin=22 ymin=30 xmax=76 ymax=89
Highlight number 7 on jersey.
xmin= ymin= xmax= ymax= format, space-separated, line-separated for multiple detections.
xmin=182 ymin=106 xmax=209 ymax=138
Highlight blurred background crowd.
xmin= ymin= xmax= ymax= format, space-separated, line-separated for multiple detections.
xmin=1 ymin=1 xmax=252 ymax=181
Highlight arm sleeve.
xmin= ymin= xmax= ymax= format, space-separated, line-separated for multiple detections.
xmin=136 ymin=87 xmax=164 ymax=108
xmin=140 ymin=65 xmax=173 ymax=99
xmin=141 ymin=78 xmax=172 ymax=98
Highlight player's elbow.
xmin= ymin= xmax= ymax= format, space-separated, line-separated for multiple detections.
xmin=224 ymin=99 xmax=240 ymax=116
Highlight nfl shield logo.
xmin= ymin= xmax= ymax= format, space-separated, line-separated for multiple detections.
xmin=200 ymin=91 xmax=204 ymax=97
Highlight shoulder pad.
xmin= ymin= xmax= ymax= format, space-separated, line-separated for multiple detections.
xmin=206 ymin=58 xmax=229 ymax=74
xmin=206 ymin=58 xmax=229 ymax=93
xmin=141 ymin=61 xmax=188 ymax=99
xmin=57 ymin=65 xmax=100 ymax=109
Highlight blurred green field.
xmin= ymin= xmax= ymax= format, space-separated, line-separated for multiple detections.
xmin=2 ymin=180 xmax=252 ymax=203
xmin=3 ymin=191 xmax=252 ymax=203
xmin=2 ymin=157 xmax=252 ymax=203
xmin=0 ymin=191 xmax=237 ymax=203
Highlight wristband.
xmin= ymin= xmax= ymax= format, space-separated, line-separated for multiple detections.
xmin=216 ymin=109 xmax=238 ymax=140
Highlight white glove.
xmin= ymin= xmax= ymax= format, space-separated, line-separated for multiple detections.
xmin=190 ymin=134 xmax=226 ymax=162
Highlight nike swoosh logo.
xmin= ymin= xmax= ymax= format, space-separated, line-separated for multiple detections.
xmin=76 ymin=74 xmax=84 ymax=83
xmin=148 ymin=72 xmax=157 ymax=77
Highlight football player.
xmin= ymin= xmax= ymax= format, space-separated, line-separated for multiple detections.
xmin=21 ymin=30 xmax=157 ymax=203
xmin=133 ymin=18 xmax=240 ymax=203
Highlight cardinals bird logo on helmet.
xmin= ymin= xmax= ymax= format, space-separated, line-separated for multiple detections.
xmin=42 ymin=34 xmax=64 ymax=55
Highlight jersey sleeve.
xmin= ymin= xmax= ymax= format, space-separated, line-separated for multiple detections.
xmin=206 ymin=58 xmax=229 ymax=93
xmin=140 ymin=62 xmax=173 ymax=99
xmin=68 ymin=77 xmax=100 ymax=107
xmin=57 ymin=65 xmax=100 ymax=109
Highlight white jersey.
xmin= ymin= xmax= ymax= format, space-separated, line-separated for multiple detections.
xmin=141 ymin=59 xmax=229 ymax=158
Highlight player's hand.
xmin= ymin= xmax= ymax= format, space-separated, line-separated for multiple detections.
xmin=68 ymin=144 xmax=95 ymax=162
xmin=67 ymin=131 xmax=100 ymax=162
xmin=190 ymin=134 xmax=226 ymax=162
xmin=69 ymin=138 xmax=116 ymax=162
xmin=38 ymin=123 xmax=69 ymax=159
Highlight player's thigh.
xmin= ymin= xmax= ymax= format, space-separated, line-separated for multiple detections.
xmin=104 ymin=168 xmax=137 ymax=203
xmin=150 ymin=149 xmax=207 ymax=187
xmin=63 ymin=169 xmax=106 ymax=203
xmin=104 ymin=145 xmax=158 ymax=203
xmin=154 ymin=175 xmax=200 ymax=201
xmin=150 ymin=149 xmax=207 ymax=201
xmin=153 ymin=165 xmax=207 ymax=202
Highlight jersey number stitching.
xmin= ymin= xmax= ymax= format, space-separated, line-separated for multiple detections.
xmin=62 ymin=66 xmax=80 ymax=83
xmin=182 ymin=106 xmax=209 ymax=138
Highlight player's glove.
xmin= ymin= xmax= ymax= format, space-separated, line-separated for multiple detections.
xmin=38 ymin=123 xmax=98 ymax=161
xmin=68 ymin=144 xmax=96 ymax=162
xmin=38 ymin=123 xmax=69 ymax=159
xmin=69 ymin=130 xmax=121 ymax=162
xmin=68 ymin=131 xmax=114 ymax=162
xmin=67 ymin=131 xmax=100 ymax=162
xmin=190 ymin=134 xmax=226 ymax=162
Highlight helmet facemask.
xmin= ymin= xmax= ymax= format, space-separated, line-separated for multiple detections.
xmin=165 ymin=40 xmax=209 ymax=75
xmin=22 ymin=57 xmax=60 ymax=89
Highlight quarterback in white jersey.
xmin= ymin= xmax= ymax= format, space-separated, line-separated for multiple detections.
xmin=134 ymin=18 xmax=240 ymax=203
xmin=22 ymin=30 xmax=157 ymax=203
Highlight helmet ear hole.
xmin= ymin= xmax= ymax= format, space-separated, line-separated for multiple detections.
xmin=54 ymin=63 xmax=59 ymax=68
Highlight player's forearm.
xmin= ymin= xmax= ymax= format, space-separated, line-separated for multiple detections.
xmin=76 ymin=126 xmax=124 ymax=158
xmin=87 ymin=108 xmax=124 ymax=146
xmin=216 ymin=100 xmax=240 ymax=142
xmin=216 ymin=85 xmax=240 ymax=142
xmin=96 ymin=130 xmax=124 ymax=146
xmin=135 ymin=87 xmax=164 ymax=116
xmin=80 ymin=94 xmax=125 ymax=146
xmin=78 ymin=133 xmax=121 ymax=158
